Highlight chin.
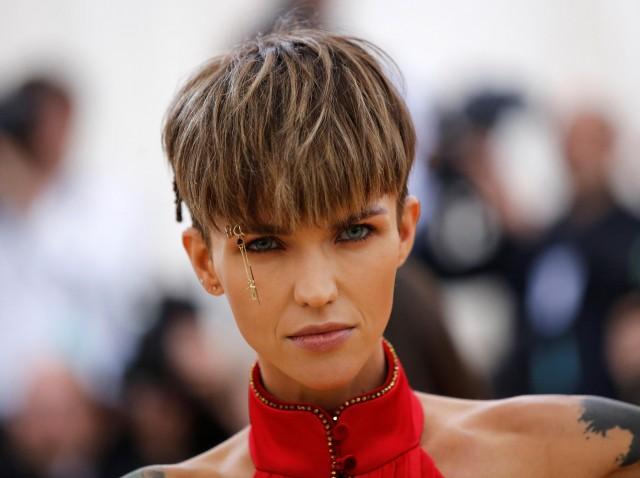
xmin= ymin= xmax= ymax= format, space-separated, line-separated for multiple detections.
xmin=300 ymin=371 xmax=356 ymax=392
xmin=287 ymin=349 xmax=366 ymax=392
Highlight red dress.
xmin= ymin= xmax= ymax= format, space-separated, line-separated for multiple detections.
xmin=248 ymin=341 xmax=445 ymax=478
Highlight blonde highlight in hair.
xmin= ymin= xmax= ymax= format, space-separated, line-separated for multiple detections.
xmin=163 ymin=27 xmax=416 ymax=236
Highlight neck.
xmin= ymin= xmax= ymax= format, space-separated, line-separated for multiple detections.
xmin=571 ymin=186 xmax=613 ymax=225
xmin=257 ymin=343 xmax=387 ymax=412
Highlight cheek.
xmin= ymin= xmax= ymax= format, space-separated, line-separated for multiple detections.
xmin=224 ymin=281 xmax=267 ymax=350
xmin=213 ymin=249 xmax=261 ymax=346
xmin=220 ymin=255 xmax=289 ymax=351
xmin=340 ymin=242 xmax=398 ymax=329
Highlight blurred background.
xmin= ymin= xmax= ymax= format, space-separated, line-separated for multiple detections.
xmin=1 ymin=0 xmax=640 ymax=476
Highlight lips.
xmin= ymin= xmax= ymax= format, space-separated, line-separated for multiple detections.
xmin=287 ymin=323 xmax=355 ymax=352
xmin=290 ymin=323 xmax=354 ymax=337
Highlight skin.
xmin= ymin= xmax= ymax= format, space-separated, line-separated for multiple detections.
xmin=123 ymin=194 xmax=640 ymax=478
xmin=183 ymin=194 xmax=419 ymax=411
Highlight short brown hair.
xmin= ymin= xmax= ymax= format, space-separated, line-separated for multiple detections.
xmin=163 ymin=26 xmax=416 ymax=236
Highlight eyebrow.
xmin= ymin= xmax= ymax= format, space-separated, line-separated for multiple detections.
xmin=245 ymin=205 xmax=389 ymax=236
xmin=331 ymin=205 xmax=388 ymax=232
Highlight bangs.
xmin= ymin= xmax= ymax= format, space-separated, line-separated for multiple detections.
xmin=165 ymin=28 xmax=415 ymax=236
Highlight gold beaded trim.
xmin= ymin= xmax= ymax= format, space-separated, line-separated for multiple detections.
xmin=249 ymin=341 xmax=400 ymax=478
xmin=249 ymin=340 xmax=399 ymax=414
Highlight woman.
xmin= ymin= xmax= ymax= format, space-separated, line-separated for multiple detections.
xmin=125 ymin=26 xmax=640 ymax=478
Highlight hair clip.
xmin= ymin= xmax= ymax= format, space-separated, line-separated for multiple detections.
xmin=225 ymin=224 xmax=259 ymax=302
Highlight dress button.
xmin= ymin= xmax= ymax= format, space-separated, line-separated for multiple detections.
xmin=336 ymin=454 xmax=357 ymax=472
xmin=332 ymin=423 xmax=349 ymax=441
xmin=343 ymin=455 xmax=357 ymax=471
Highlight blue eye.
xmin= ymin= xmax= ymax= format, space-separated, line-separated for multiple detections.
xmin=246 ymin=237 xmax=280 ymax=253
xmin=337 ymin=224 xmax=372 ymax=242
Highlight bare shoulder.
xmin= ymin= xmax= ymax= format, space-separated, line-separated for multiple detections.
xmin=121 ymin=427 xmax=254 ymax=478
xmin=416 ymin=392 xmax=640 ymax=478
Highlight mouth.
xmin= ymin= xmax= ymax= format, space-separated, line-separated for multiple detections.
xmin=287 ymin=324 xmax=355 ymax=353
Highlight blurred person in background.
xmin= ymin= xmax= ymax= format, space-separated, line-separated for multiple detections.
xmin=412 ymin=90 xmax=535 ymax=277
xmin=495 ymin=108 xmax=640 ymax=398
xmin=0 ymin=76 xmax=149 ymax=476
xmin=0 ymin=363 xmax=113 ymax=478
xmin=113 ymin=297 xmax=234 ymax=474
xmin=413 ymin=91 xmax=640 ymax=400
xmin=0 ymin=78 xmax=71 ymax=212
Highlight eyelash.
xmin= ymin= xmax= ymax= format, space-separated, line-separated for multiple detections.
xmin=245 ymin=223 xmax=376 ymax=254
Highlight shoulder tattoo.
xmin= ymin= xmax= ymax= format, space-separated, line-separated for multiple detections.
xmin=579 ymin=396 xmax=640 ymax=467
xmin=121 ymin=469 xmax=165 ymax=478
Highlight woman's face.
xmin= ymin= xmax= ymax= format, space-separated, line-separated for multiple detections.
xmin=183 ymin=194 xmax=419 ymax=392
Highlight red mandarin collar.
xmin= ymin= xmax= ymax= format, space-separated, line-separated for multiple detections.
xmin=248 ymin=340 xmax=444 ymax=478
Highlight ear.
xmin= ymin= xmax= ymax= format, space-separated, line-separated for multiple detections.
xmin=182 ymin=227 xmax=224 ymax=296
xmin=397 ymin=195 xmax=420 ymax=267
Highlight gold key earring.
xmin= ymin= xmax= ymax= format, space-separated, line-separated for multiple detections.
xmin=225 ymin=224 xmax=260 ymax=303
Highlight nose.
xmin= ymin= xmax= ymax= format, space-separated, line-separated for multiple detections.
xmin=293 ymin=251 xmax=338 ymax=308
